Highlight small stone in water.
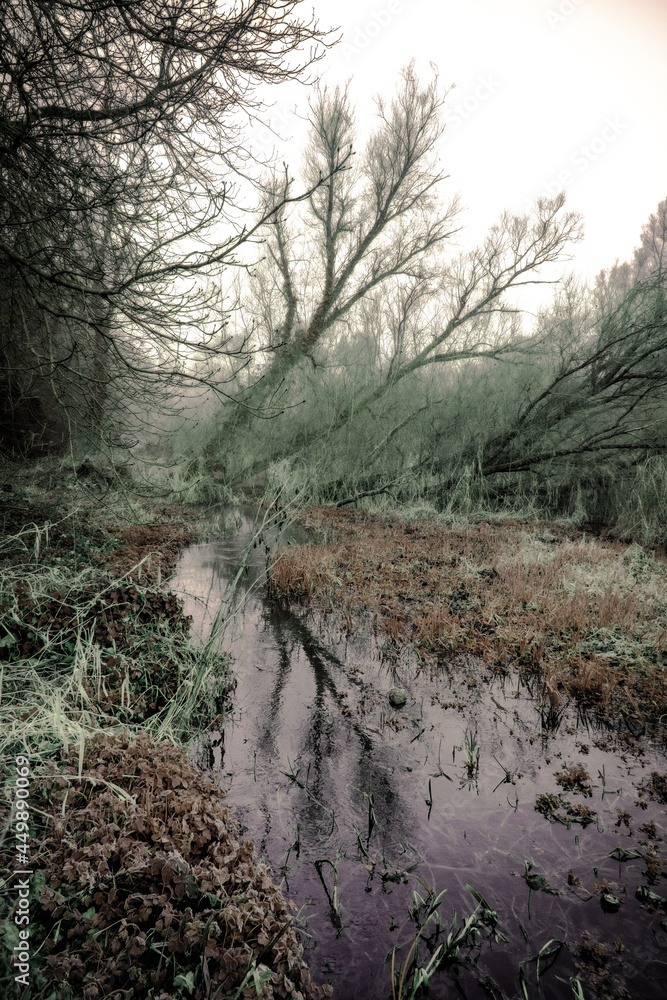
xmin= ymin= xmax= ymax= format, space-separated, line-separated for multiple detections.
xmin=388 ymin=687 xmax=407 ymax=708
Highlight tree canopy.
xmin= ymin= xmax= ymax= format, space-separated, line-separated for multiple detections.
xmin=204 ymin=65 xmax=583 ymax=483
xmin=0 ymin=0 xmax=329 ymax=452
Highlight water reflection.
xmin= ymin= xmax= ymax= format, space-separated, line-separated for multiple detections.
xmin=170 ymin=510 xmax=667 ymax=1000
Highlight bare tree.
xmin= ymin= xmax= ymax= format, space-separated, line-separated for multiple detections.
xmin=0 ymin=0 xmax=331 ymax=452
xmin=594 ymin=197 xmax=667 ymax=313
xmin=205 ymin=63 xmax=460 ymax=460
xmin=479 ymin=276 xmax=667 ymax=477
xmin=206 ymin=61 xmax=582 ymax=482
xmin=634 ymin=197 xmax=667 ymax=282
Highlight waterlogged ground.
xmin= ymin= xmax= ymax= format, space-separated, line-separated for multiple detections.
xmin=0 ymin=481 xmax=331 ymax=1000
xmin=171 ymin=509 xmax=667 ymax=1000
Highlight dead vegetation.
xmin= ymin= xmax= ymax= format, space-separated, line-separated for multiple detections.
xmin=554 ymin=763 xmax=593 ymax=796
xmin=104 ymin=521 xmax=196 ymax=584
xmin=572 ymin=932 xmax=630 ymax=1000
xmin=637 ymin=771 xmax=667 ymax=805
xmin=0 ymin=475 xmax=231 ymax=732
xmin=534 ymin=793 xmax=598 ymax=828
xmin=267 ymin=508 xmax=667 ymax=727
xmin=0 ymin=476 xmax=329 ymax=999
xmin=0 ymin=734 xmax=331 ymax=1000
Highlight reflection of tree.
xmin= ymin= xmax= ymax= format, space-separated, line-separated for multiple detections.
xmin=183 ymin=522 xmax=410 ymax=852
xmin=183 ymin=518 xmax=422 ymax=938
xmin=254 ymin=603 xmax=410 ymax=850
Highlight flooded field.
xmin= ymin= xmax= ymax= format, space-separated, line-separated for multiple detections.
xmin=170 ymin=509 xmax=667 ymax=999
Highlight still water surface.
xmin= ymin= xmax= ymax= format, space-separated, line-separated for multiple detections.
xmin=170 ymin=509 xmax=667 ymax=999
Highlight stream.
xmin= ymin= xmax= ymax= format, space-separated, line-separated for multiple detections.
xmin=170 ymin=508 xmax=667 ymax=999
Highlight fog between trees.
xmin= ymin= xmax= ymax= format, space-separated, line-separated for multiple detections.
xmin=199 ymin=69 xmax=667 ymax=542
xmin=2 ymin=2 xmax=666 ymax=542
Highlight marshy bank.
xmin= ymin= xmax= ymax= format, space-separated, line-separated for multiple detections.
xmin=2 ymin=465 xmax=666 ymax=1000
xmin=5 ymin=5 xmax=667 ymax=995
xmin=0 ymin=469 xmax=330 ymax=1000
xmin=170 ymin=505 xmax=667 ymax=1000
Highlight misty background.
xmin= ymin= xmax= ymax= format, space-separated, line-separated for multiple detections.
xmin=2 ymin=0 xmax=666 ymax=545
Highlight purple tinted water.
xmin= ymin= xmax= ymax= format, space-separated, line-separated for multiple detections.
xmin=170 ymin=511 xmax=667 ymax=999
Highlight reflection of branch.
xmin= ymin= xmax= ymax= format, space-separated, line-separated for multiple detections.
xmin=314 ymin=857 xmax=343 ymax=932
xmin=279 ymin=759 xmax=336 ymax=826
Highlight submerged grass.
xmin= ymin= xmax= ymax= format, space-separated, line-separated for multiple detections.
xmin=266 ymin=506 xmax=667 ymax=729
xmin=391 ymin=883 xmax=505 ymax=1000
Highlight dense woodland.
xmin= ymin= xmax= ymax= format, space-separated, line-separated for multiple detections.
xmin=2 ymin=0 xmax=666 ymax=543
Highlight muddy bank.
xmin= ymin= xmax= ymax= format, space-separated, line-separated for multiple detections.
xmin=0 ymin=490 xmax=209 ymax=724
xmin=0 ymin=478 xmax=200 ymax=583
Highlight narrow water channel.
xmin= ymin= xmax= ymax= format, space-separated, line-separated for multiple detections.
xmin=170 ymin=509 xmax=667 ymax=999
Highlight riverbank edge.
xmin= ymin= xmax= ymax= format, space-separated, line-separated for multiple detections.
xmin=0 ymin=471 xmax=331 ymax=1000
xmin=267 ymin=504 xmax=667 ymax=736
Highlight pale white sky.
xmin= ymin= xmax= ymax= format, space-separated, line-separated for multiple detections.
xmin=250 ymin=0 xmax=667 ymax=294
